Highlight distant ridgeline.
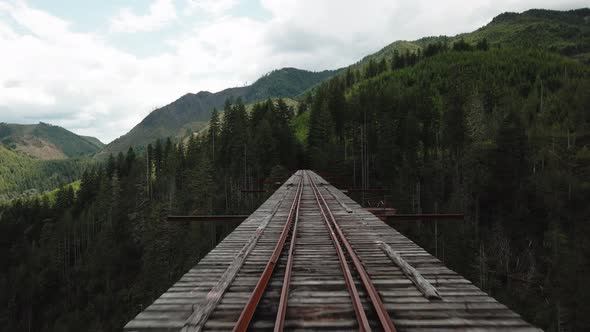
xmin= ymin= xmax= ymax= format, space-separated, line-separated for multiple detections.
xmin=355 ymin=8 xmax=590 ymax=67
xmin=294 ymin=17 xmax=590 ymax=332
xmin=1 ymin=7 xmax=590 ymax=332
xmin=0 ymin=145 xmax=92 ymax=201
xmin=0 ymin=123 xmax=102 ymax=201
xmin=100 ymin=8 xmax=590 ymax=159
xmin=0 ymin=122 xmax=104 ymax=160
xmin=97 ymin=68 xmax=338 ymax=157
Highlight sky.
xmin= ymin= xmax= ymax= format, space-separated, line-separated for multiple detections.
xmin=0 ymin=0 xmax=587 ymax=143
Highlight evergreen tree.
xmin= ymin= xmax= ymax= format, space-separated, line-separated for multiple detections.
xmin=476 ymin=38 xmax=490 ymax=51
xmin=209 ymin=108 xmax=220 ymax=160
xmin=453 ymin=38 xmax=473 ymax=51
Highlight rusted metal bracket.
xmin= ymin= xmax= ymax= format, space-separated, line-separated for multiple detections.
xmin=240 ymin=189 xmax=269 ymax=193
xmin=167 ymin=215 xmax=248 ymax=223
xmin=380 ymin=214 xmax=464 ymax=221
xmin=343 ymin=188 xmax=389 ymax=193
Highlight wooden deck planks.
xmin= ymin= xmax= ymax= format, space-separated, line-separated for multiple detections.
xmin=125 ymin=174 xmax=301 ymax=332
xmin=124 ymin=170 xmax=541 ymax=332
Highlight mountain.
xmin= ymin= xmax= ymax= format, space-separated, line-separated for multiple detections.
xmin=295 ymin=16 xmax=590 ymax=331
xmin=0 ymin=145 xmax=91 ymax=201
xmin=101 ymin=8 xmax=590 ymax=158
xmin=80 ymin=135 xmax=105 ymax=148
xmin=358 ymin=8 xmax=590 ymax=66
xmin=0 ymin=122 xmax=104 ymax=160
xmin=98 ymin=67 xmax=338 ymax=157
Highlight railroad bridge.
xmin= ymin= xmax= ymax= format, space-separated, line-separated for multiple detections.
xmin=125 ymin=170 xmax=540 ymax=332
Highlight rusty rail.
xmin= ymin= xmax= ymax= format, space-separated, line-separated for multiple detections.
xmin=309 ymin=172 xmax=397 ymax=332
xmin=273 ymin=175 xmax=304 ymax=331
xmin=308 ymin=172 xmax=372 ymax=331
xmin=232 ymin=171 xmax=304 ymax=332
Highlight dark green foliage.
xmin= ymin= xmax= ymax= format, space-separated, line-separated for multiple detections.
xmin=0 ymin=146 xmax=93 ymax=201
xmin=423 ymin=42 xmax=448 ymax=57
xmin=300 ymin=47 xmax=590 ymax=330
xmin=0 ymin=95 xmax=303 ymax=331
xmin=99 ymin=68 xmax=338 ymax=157
xmin=243 ymin=68 xmax=336 ymax=101
xmin=308 ymin=85 xmax=338 ymax=169
xmin=356 ymin=7 xmax=590 ymax=76
xmin=0 ymin=122 xmax=104 ymax=159
xmin=364 ymin=58 xmax=389 ymax=78
xmin=452 ymin=38 xmax=473 ymax=51
xmin=208 ymin=108 xmax=220 ymax=159
xmin=476 ymin=38 xmax=490 ymax=51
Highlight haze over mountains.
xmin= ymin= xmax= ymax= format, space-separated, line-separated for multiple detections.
xmin=2 ymin=8 xmax=588 ymax=161
xmin=0 ymin=8 xmax=588 ymax=171
xmin=97 ymin=68 xmax=338 ymax=157
xmin=360 ymin=8 xmax=590 ymax=65
xmin=0 ymin=122 xmax=104 ymax=160
xmin=97 ymin=8 xmax=590 ymax=157
xmin=0 ymin=122 xmax=100 ymax=199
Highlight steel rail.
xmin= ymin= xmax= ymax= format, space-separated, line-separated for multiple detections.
xmin=232 ymin=171 xmax=304 ymax=332
xmin=273 ymin=173 xmax=304 ymax=332
xmin=306 ymin=171 xmax=372 ymax=332
xmin=309 ymin=173 xmax=398 ymax=332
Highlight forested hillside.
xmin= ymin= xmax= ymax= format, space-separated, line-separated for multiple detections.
xmin=0 ymin=146 xmax=92 ymax=201
xmin=359 ymin=8 xmax=590 ymax=68
xmin=0 ymin=122 xmax=104 ymax=160
xmin=300 ymin=45 xmax=590 ymax=330
xmin=0 ymin=122 xmax=100 ymax=201
xmin=0 ymin=98 xmax=300 ymax=331
xmin=102 ymin=7 xmax=590 ymax=160
xmin=99 ymin=68 xmax=336 ymax=157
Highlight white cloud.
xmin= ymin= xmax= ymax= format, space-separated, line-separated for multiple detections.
xmin=185 ymin=0 xmax=238 ymax=15
xmin=110 ymin=0 xmax=177 ymax=33
xmin=0 ymin=2 xmax=188 ymax=142
xmin=169 ymin=16 xmax=271 ymax=80
xmin=258 ymin=0 xmax=589 ymax=67
xmin=0 ymin=0 xmax=588 ymax=143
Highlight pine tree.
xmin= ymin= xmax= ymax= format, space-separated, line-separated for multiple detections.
xmin=476 ymin=38 xmax=490 ymax=51
xmin=209 ymin=108 xmax=220 ymax=160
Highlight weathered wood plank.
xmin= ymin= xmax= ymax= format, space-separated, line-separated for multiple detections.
xmin=377 ymin=240 xmax=442 ymax=300
xmin=125 ymin=171 xmax=542 ymax=332
xmin=180 ymin=178 xmax=295 ymax=332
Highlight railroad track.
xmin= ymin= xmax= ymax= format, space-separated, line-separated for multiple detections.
xmin=126 ymin=170 xmax=542 ymax=332
xmin=228 ymin=170 xmax=396 ymax=331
